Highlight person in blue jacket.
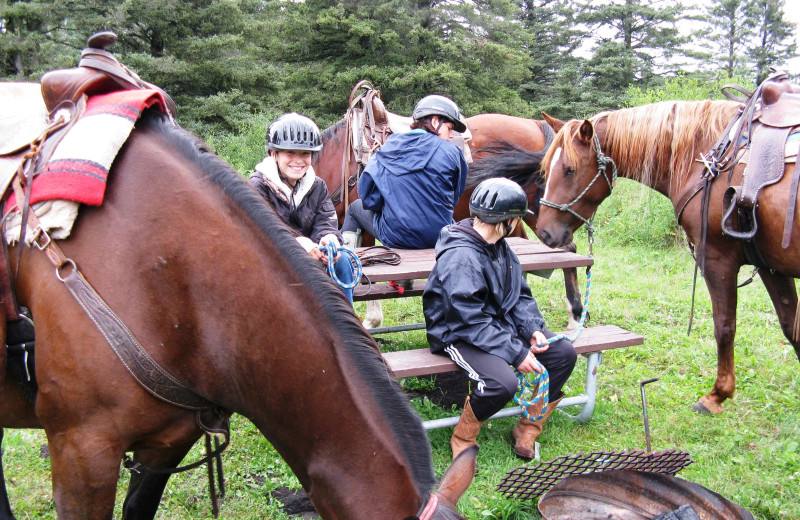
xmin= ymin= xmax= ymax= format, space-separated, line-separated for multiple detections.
xmin=422 ymin=178 xmax=577 ymax=460
xmin=249 ymin=113 xmax=356 ymax=305
xmin=340 ymin=95 xmax=469 ymax=250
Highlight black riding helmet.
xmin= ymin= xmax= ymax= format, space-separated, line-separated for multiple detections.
xmin=469 ymin=178 xmax=528 ymax=223
xmin=266 ymin=113 xmax=323 ymax=152
xmin=412 ymin=95 xmax=467 ymax=133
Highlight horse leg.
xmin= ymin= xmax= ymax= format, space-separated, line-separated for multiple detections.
xmin=693 ymin=259 xmax=739 ymax=415
xmin=48 ymin=429 xmax=122 ymax=519
xmin=358 ymin=233 xmax=384 ymax=329
xmin=758 ymin=271 xmax=800 ymax=362
xmin=0 ymin=430 xmax=16 ymax=520
xmin=561 ymin=242 xmax=585 ymax=331
xmin=121 ymin=441 xmax=196 ymax=520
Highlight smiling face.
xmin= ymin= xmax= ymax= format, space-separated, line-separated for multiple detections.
xmin=271 ymin=149 xmax=313 ymax=186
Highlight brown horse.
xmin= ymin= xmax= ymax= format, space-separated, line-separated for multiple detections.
xmin=314 ymin=112 xmax=585 ymax=330
xmin=0 ymin=107 xmax=476 ymax=519
xmin=535 ymin=100 xmax=800 ymax=414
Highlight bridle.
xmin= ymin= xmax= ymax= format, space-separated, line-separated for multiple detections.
xmin=539 ymin=133 xmax=617 ymax=244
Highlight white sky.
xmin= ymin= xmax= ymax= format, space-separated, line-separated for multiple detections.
xmin=784 ymin=1 xmax=800 ymax=75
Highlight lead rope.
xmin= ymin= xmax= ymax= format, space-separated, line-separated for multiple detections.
xmin=513 ymin=264 xmax=592 ymax=421
xmin=319 ymin=243 xmax=363 ymax=289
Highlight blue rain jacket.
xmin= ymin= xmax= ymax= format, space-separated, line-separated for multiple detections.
xmin=358 ymin=130 xmax=468 ymax=249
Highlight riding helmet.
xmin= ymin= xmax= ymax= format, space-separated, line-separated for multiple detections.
xmin=411 ymin=95 xmax=467 ymax=133
xmin=266 ymin=113 xmax=323 ymax=152
xmin=469 ymin=178 xmax=528 ymax=223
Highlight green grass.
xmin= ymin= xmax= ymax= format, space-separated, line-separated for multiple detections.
xmin=3 ymin=180 xmax=799 ymax=519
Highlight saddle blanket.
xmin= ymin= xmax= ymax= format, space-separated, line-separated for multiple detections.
xmin=5 ymin=89 xmax=166 ymax=244
xmin=738 ymin=131 xmax=800 ymax=165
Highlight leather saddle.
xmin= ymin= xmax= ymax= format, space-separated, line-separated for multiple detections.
xmin=39 ymin=31 xmax=178 ymax=117
xmin=348 ymin=80 xmax=392 ymax=169
xmin=721 ymin=74 xmax=800 ymax=245
xmin=0 ymin=32 xmax=178 ymax=381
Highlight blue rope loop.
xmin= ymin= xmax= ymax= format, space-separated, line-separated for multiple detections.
xmin=512 ymin=265 xmax=593 ymax=420
xmin=513 ymin=368 xmax=550 ymax=422
xmin=318 ymin=243 xmax=363 ymax=290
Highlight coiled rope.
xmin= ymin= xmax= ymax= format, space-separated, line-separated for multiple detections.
xmin=319 ymin=243 xmax=363 ymax=289
xmin=513 ymin=265 xmax=593 ymax=421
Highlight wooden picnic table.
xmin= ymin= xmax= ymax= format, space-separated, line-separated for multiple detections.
xmin=347 ymin=236 xmax=644 ymax=428
xmin=354 ymin=237 xmax=593 ymax=301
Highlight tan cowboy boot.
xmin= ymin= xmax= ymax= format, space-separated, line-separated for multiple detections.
xmin=451 ymin=397 xmax=485 ymax=459
xmin=511 ymin=392 xmax=564 ymax=459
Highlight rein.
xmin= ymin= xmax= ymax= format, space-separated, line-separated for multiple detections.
xmin=526 ymin=129 xmax=609 ymax=416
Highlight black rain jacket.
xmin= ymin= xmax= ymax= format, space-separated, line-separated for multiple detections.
xmin=422 ymin=219 xmax=546 ymax=367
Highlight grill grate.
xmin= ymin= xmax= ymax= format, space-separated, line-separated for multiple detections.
xmin=497 ymin=448 xmax=694 ymax=500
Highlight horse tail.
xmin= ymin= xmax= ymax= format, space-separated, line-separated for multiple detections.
xmin=466 ymin=123 xmax=555 ymax=190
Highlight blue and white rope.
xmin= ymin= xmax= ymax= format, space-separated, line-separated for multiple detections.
xmin=513 ymin=265 xmax=593 ymax=421
xmin=319 ymin=243 xmax=363 ymax=290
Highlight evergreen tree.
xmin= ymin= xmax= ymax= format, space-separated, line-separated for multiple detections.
xmin=702 ymin=0 xmax=759 ymax=79
xmin=517 ymin=0 xmax=589 ymax=118
xmin=748 ymin=0 xmax=796 ymax=83
xmin=0 ymin=0 xmax=77 ymax=78
xmin=578 ymin=0 xmax=690 ymax=109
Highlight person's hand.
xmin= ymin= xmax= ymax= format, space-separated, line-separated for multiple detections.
xmin=296 ymin=236 xmax=326 ymax=263
xmin=530 ymin=330 xmax=549 ymax=353
xmin=320 ymin=234 xmax=342 ymax=260
xmin=517 ymin=350 xmax=544 ymax=374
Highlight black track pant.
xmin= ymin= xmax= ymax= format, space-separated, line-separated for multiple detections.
xmin=442 ymin=328 xmax=577 ymax=422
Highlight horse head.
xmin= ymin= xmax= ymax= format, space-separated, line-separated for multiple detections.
xmin=536 ymin=118 xmax=616 ymax=249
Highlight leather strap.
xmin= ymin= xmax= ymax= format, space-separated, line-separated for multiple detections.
xmin=11 ymin=176 xmax=214 ymax=411
xmin=783 ymin=162 xmax=800 ymax=248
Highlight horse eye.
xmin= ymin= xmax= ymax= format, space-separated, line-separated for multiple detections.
xmin=564 ymin=167 xmax=575 ymax=176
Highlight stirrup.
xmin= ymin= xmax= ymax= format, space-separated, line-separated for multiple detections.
xmin=721 ymin=185 xmax=758 ymax=240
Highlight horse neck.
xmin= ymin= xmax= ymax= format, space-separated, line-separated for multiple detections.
xmin=600 ymin=101 xmax=738 ymax=204
xmin=83 ymin=120 xmax=429 ymax=519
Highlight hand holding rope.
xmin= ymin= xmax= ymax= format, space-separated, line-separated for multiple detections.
xmin=318 ymin=243 xmax=362 ymax=289
xmin=513 ymin=265 xmax=593 ymax=421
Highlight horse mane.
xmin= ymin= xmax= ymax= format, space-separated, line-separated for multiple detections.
xmin=543 ymin=100 xmax=739 ymax=192
xmin=465 ymin=121 xmax=555 ymax=190
xmin=321 ymin=118 xmax=347 ymax=146
xmin=136 ymin=109 xmax=437 ymax=496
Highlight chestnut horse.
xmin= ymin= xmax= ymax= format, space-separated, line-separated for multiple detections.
xmin=0 ymin=107 xmax=475 ymax=519
xmin=535 ymin=100 xmax=800 ymax=415
xmin=314 ymin=112 xmax=585 ymax=330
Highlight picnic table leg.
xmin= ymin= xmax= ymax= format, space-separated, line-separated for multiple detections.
xmin=558 ymin=352 xmax=602 ymax=424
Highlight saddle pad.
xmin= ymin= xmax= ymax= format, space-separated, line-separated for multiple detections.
xmin=6 ymin=88 xmax=166 ymax=209
xmin=737 ymin=131 xmax=799 ymax=165
xmin=0 ymin=83 xmax=48 ymax=156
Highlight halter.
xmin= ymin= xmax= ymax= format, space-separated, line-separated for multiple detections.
xmin=539 ymin=133 xmax=618 ymax=244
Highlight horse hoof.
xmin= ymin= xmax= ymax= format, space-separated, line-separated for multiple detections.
xmin=692 ymin=398 xmax=723 ymax=415
xmin=691 ymin=401 xmax=712 ymax=414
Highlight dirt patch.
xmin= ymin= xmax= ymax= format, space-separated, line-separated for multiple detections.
xmin=271 ymin=486 xmax=318 ymax=518
xmin=403 ymin=370 xmax=471 ymax=410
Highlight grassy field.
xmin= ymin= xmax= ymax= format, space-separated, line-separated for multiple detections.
xmin=3 ymin=180 xmax=799 ymax=519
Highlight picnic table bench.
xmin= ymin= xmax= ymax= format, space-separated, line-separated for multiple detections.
xmin=352 ymin=237 xmax=643 ymax=429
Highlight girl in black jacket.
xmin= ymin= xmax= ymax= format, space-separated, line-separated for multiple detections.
xmin=249 ymin=113 xmax=355 ymax=304
xmin=422 ymin=178 xmax=576 ymax=460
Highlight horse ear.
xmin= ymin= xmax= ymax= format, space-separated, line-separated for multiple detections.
xmin=435 ymin=445 xmax=477 ymax=510
xmin=542 ymin=112 xmax=565 ymax=132
xmin=578 ymin=120 xmax=594 ymax=145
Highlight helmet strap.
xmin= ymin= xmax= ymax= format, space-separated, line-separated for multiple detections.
xmin=432 ymin=116 xmax=444 ymax=135
xmin=503 ymin=219 xmax=513 ymax=238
